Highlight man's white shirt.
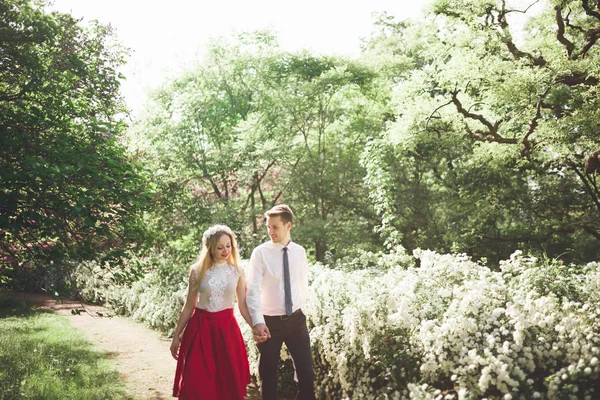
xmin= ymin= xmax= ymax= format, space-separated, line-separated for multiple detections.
xmin=246 ymin=240 xmax=309 ymax=326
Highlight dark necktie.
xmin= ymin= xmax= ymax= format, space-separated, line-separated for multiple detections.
xmin=283 ymin=247 xmax=293 ymax=316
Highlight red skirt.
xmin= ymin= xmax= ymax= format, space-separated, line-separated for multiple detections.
xmin=173 ymin=308 xmax=251 ymax=399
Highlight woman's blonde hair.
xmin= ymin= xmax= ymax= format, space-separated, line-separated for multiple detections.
xmin=190 ymin=225 xmax=241 ymax=290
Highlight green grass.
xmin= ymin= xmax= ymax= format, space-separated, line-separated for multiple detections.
xmin=0 ymin=295 xmax=130 ymax=400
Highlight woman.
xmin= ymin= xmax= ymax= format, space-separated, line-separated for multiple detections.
xmin=171 ymin=225 xmax=252 ymax=399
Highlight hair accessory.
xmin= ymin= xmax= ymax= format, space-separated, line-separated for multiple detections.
xmin=202 ymin=224 xmax=233 ymax=245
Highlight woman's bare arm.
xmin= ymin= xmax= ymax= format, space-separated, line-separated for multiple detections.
xmin=236 ymin=272 xmax=252 ymax=326
xmin=170 ymin=269 xmax=199 ymax=360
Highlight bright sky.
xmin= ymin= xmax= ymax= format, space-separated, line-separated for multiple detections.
xmin=49 ymin=0 xmax=430 ymax=117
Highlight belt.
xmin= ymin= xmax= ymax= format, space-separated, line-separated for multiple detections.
xmin=265 ymin=308 xmax=302 ymax=320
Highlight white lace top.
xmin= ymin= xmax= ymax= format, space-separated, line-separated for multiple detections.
xmin=195 ymin=261 xmax=240 ymax=312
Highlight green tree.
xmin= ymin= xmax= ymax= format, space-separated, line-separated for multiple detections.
xmin=0 ymin=0 xmax=149 ymax=286
xmin=268 ymin=54 xmax=388 ymax=260
xmin=127 ymin=32 xmax=285 ymax=256
xmin=362 ymin=0 xmax=600 ymax=263
xmin=129 ymin=33 xmax=390 ymax=260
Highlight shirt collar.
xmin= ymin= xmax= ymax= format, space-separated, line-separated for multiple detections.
xmin=269 ymin=240 xmax=293 ymax=250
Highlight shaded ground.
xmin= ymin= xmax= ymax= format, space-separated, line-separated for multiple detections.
xmin=11 ymin=291 xmax=174 ymax=399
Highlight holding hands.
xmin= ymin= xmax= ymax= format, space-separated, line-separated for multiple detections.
xmin=252 ymin=323 xmax=271 ymax=343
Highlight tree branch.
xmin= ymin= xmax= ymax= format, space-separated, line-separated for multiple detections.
xmin=570 ymin=163 xmax=600 ymax=213
xmin=582 ymin=0 xmax=600 ymax=21
xmin=451 ymin=90 xmax=516 ymax=144
xmin=243 ymin=183 xmax=256 ymax=211
xmin=243 ymin=160 xmax=277 ymax=210
xmin=503 ymin=36 xmax=547 ymax=66
xmin=564 ymin=8 xmax=586 ymax=34
xmin=271 ymin=191 xmax=283 ymax=207
xmin=576 ymin=27 xmax=600 ymax=59
xmin=504 ymin=0 xmax=541 ymax=14
xmin=556 ymin=72 xmax=599 ymax=86
xmin=496 ymin=5 xmax=547 ymax=66
xmin=425 ymin=100 xmax=453 ymax=130
xmin=555 ymin=6 xmax=576 ymax=57
xmin=520 ymin=100 xmax=543 ymax=156
xmin=196 ymin=157 xmax=223 ymax=200
xmin=540 ymin=100 xmax=565 ymax=118
xmin=257 ymin=176 xmax=267 ymax=209
xmin=451 ymin=91 xmax=496 ymax=132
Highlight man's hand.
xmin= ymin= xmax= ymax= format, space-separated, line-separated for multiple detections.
xmin=252 ymin=323 xmax=271 ymax=343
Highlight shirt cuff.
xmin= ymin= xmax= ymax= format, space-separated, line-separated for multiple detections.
xmin=251 ymin=312 xmax=265 ymax=326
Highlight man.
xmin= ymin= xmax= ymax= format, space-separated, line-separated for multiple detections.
xmin=246 ymin=204 xmax=316 ymax=400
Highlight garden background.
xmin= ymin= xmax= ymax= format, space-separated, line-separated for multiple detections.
xmin=1 ymin=0 xmax=600 ymax=398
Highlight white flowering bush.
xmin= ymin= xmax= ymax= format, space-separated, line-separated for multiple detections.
xmin=71 ymin=248 xmax=600 ymax=399
xmin=71 ymin=259 xmax=128 ymax=305
xmin=302 ymin=250 xmax=600 ymax=399
xmin=72 ymin=252 xmax=189 ymax=334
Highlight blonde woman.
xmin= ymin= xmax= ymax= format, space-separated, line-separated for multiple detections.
xmin=171 ymin=225 xmax=251 ymax=399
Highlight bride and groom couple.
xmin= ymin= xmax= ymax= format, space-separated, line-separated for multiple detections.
xmin=170 ymin=204 xmax=316 ymax=400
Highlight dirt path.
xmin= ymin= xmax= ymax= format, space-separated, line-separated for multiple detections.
xmin=12 ymin=291 xmax=266 ymax=399
xmin=13 ymin=291 xmax=175 ymax=399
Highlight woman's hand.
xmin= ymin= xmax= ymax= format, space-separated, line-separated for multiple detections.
xmin=252 ymin=323 xmax=271 ymax=344
xmin=170 ymin=336 xmax=181 ymax=360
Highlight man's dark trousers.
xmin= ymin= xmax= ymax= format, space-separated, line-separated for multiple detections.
xmin=257 ymin=310 xmax=316 ymax=400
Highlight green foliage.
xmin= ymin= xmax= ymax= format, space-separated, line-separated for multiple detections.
xmin=277 ymin=56 xmax=388 ymax=260
xmin=0 ymin=0 xmax=151 ymax=288
xmin=0 ymin=294 xmax=128 ymax=399
xmin=128 ymin=33 xmax=391 ymax=261
xmin=125 ymin=2 xmax=598 ymax=265
xmin=3 ymin=0 xmax=599 ymax=290
xmin=127 ymin=33 xmax=279 ymax=257
xmin=127 ymin=5 xmax=599 ymax=263
xmin=362 ymin=1 xmax=600 ymax=263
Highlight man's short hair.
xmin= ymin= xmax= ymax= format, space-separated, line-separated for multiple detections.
xmin=264 ymin=204 xmax=294 ymax=224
